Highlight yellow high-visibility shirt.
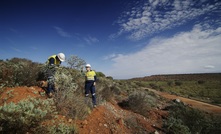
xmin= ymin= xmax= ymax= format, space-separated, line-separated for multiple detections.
xmin=47 ymin=55 xmax=61 ymax=65
xmin=85 ymin=70 xmax=96 ymax=81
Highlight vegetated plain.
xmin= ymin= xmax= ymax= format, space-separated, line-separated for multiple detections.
xmin=131 ymin=73 xmax=221 ymax=106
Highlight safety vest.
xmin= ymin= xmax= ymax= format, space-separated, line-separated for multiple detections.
xmin=85 ymin=70 xmax=96 ymax=81
xmin=47 ymin=55 xmax=61 ymax=65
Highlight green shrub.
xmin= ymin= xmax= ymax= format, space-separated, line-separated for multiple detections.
xmin=164 ymin=116 xmax=191 ymax=134
xmin=98 ymin=86 xmax=113 ymax=102
xmin=0 ymin=98 xmax=55 ymax=133
xmin=106 ymin=76 xmax=113 ymax=80
xmin=125 ymin=81 xmax=136 ymax=88
xmin=119 ymin=91 xmax=157 ymax=117
xmin=53 ymin=67 xmax=90 ymax=119
xmin=53 ymin=67 xmax=116 ymax=119
xmin=175 ymin=81 xmax=182 ymax=86
xmin=96 ymin=72 xmax=106 ymax=77
xmin=164 ymin=103 xmax=221 ymax=134
xmin=0 ymin=58 xmax=42 ymax=87
xmin=149 ymin=83 xmax=158 ymax=89
xmin=168 ymin=103 xmax=206 ymax=133
xmin=54 ymin=67 xmax=79 ymax=92
xmin=159 ymin=86 xmax=165 ymax=92
xmin=110 ymin=85 xmax=121 ymax=95
xmin=124 ymin=116 xmax=147 ymax=133
xmin=167 ymin=81 xmax=174 ymax=86
xmin=95 ymin=77 xmax=115 ymax=104
xmin=47 ymin=123 xmax=78 ymax=134
xmin=135 ymin=81 xmax=148 ymax=87
xmin=198 ymin=80 xmax=206 ymax=84
xmin=212 ymin=97 xmax=221 ymax=104
xmin=55 ymin=90 xmax=90 ymax=120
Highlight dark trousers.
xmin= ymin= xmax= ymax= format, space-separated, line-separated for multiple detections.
xmin=47 ymin=76 xmax=55 ymax=94
xmin=85 ymin=82 xmax=96 ymax=105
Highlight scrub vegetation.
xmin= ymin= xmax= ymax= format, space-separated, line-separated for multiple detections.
xmin=132 ymin=74 xmax=221 ymax=105
xmin=0 ymin=57 xmax=221 ymax=134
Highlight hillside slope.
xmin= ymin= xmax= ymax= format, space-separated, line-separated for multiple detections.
xmin=1 ymin=86 xmax=221 ymax=133
xmin=0 ymin=86 xmax=166 ymax=134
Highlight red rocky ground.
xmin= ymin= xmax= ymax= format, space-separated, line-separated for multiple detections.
xmin=0 ymin=86 xmax=167 ymax=134
xmin=1 ymin=86 xmax=220 ymax=133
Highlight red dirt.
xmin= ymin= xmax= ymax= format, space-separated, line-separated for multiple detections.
xmin=76 ymin=100 xmax=165 ymax=134
xmin=77 ymin=104 xmax=127 ymax=134
xmin=0 ymin=86 xmax=166 ymax=134
xmin=0 ymin=86 xmax=46 ymax=105
xmin=2 ymin=86 xmax=220 ymax=134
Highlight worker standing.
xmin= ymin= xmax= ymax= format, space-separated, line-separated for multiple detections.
xmin=46 ymin=53 xmax=65 ymax=97
xmin=84 ymin=64 xmax=97 ymax=108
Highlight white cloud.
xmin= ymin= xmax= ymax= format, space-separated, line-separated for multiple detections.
xmin=204 ymin=65 xmax=215 ymax=69
xmin=11 ymin=47 xmax=22 ymax=52
xmin=106 ymin=25 xmax=221 ymax=79
xmin=103 ymin=53 xmax=123 ymax=60
xmin=53 ymin=26 xmax=71 ymax=38
xmin=84 ymin=35 xmax=99 ymax=45
xmin=113 ymin=0 xmax=221 ymax=40
xmin=152 ymin=0 xmax=160 ymax=7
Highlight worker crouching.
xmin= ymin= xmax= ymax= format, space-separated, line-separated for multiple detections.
xmin=45 ymin=53 xmax=65 ymax=97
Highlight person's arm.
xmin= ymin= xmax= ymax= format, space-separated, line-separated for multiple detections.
xmin=93 ymin=72 xmax=97 ymax=86
xmin=46 ymin=58 xmax=56 ymax=77
xmin=94 ymin=75 xmax=97 ymax=82
xmin=49 ymin=57 xmax=60 ymax=67
xmin=49 ymin=58 xmax=55 ymax=65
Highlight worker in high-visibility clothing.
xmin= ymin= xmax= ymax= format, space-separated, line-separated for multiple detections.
xmin=46 ymin=53 xmax=65 ymax=97
xmin=84 ymin=64 xmax=97 ymax=107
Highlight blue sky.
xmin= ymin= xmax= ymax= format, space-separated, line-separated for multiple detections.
xmin=1 ymin=0 xmax=221 ymax=79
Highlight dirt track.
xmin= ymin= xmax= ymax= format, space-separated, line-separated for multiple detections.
xmin=147 ymin=88 xmax=221 ymax=115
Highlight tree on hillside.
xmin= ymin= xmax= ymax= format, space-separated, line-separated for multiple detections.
xmin=67 ymin=55 xmax=86 ymax=70
xmin=96 ymin=72 xmax=106 ymax=77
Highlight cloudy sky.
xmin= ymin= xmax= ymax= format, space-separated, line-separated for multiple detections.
xmin=1 ymin=0 xmax=221 ymax=79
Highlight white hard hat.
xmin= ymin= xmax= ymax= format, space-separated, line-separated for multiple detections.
xmin=57 ymin=53 xmax=65 ymax=62
xmin=85 ymin=64 xmax=91 ymax=68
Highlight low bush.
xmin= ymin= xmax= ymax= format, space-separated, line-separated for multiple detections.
xmin=55 ymin=90 xmax=90 ymax=119
xmin=163 ymin=103 xmax=221 ymax=134
xmin=52 ymin=67 xmax=90 ymax=119
xmin=175 ymin=81 xmax=183 ymax=86
xmin=98 ymin=86 xmax=113 ymax=102
xmin=124 ymin=116 xmax=147 ymax=133
xmin=164 ymin=116 xmax=191 ymax=134
xmin=45 ymin=122 xmax=78 ymax=134
xmin=96 ymin=72 xmax=106 ymax=77
xmin=95 ymin=77 xmax=115 ymax=104
xmin=198 ymin=80 xmax=206 ymax=84
xmin=110 ymin=85 xmax=121 ymax=95
xmin=167 ymin=81 xmax=174 ymax=86
xmin=135 ymin=81 xmax=148 ymax=87
xmin=0 ymin=98 xmax=55 ymax=133
xmin=106 ymin=76 xmax=113 ymax=80
xmin=119 ymin=90 xmax=157 ymax=117
xmin=149 ymin=83 xmax=159 ymax=89
xmin=0 ymin=58 xmax=42 ymax=87
xmin=52 ymin=66 xmax=116 ymax=119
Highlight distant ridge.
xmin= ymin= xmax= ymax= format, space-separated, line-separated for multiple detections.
xmin=132 ymin=73 xmax=221 ymax=81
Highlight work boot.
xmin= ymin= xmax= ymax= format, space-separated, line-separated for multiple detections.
xmin=93 ymin=105 xmax=97 ymax=108
xmin=48 ymin=92 xmax=53 ymax=98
